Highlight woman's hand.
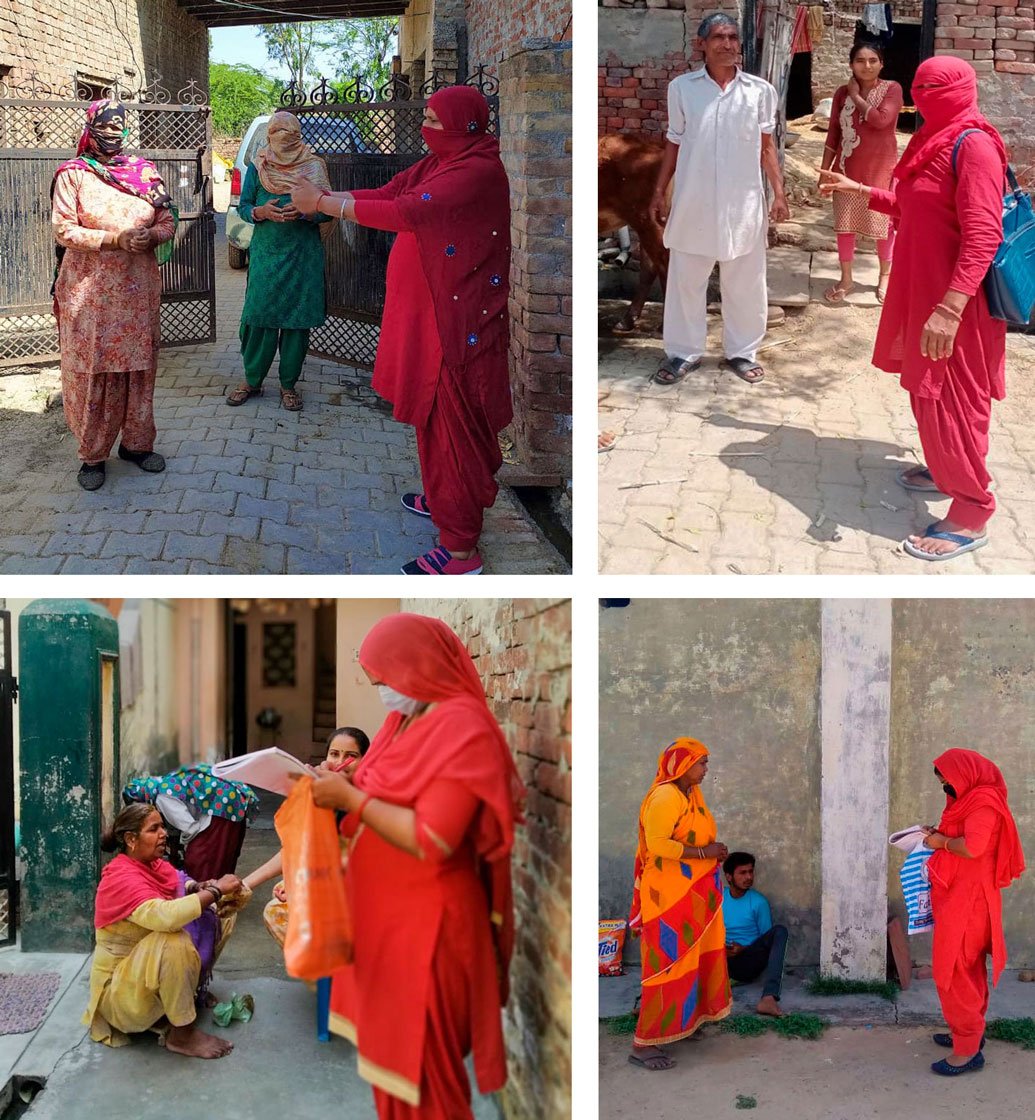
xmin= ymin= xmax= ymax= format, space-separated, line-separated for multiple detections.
xmin=308 ymin=768 xmax=356 ymax=811
xmin=257 ymin=200 xmax=296 ymax=223
xmin=848 ymin=76 xmax=861 ymax=100
xmin=818 ymin=168 xmax=860 ymax=196
xmin=920 ymin=306 xmax=960 ymax=362
xmin=216 ymin=874 xmax=243 ymax=895
xmin=116 ymin=228 xmax=146 ymax=252
xmin=923 ymin=830 xmax=947 ymax=850
xmin=291 ymin=181 xmax=322 ymax=215
xmin=701 ymin=842 xmax=728 ymax=860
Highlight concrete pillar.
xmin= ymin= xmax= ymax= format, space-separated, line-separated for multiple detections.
xmin=820 ymin=600 xmax=892 ymax=980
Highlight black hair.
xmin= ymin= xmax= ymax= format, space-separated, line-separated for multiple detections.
xmin=100 ymin=802 xmax=158 ymax=853
xmin=328 ymin=726 xmax=370 ymax=755
xmin=850 ymin=40 xmax=884 ymax=64
xmin=723 ymin=851 xmax=756 ymax=876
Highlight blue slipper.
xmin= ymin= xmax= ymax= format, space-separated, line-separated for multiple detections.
xmin=931 ymin=1052 xmax=985 ymax=1076
xmin=903 ymin=523 xmax=988 ymax=562
xmin=896 ymin=465 xmax=946 ymax=495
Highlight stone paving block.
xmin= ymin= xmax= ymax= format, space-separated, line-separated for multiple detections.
xmin=294 ymin=465 xmax=347 ymax=488
xmin=199 ymin=512 xmax=259 ymax=540
xmin=101 ymin=530 xmax=166 ymax=561
xmin=286 ymin=548 xmax=344 ymax=574
xmin=163 ymin=531 xmax=228 ymax=564
xmin=196 ymin=454 xmax=246 ymax=475
xmin=157 ymin=455 xmax=199 ymax=477
xmin=214 ymin=471 xmax=266 ymax=498
xmin=41 ymin=530 xmax=108 ymax=557
xmin=176 ymin=439 xmax=224 ymax=457
xmin=144 ymin=511 xmax=202 ymax=534
xmin=260 ymin=519 xmax=318 ymax=551
xmin=60 ymin=555 xmax=125 ymax=573
xmin=220 ymin=537 xmax=286 ymax=572
xmin=179 ymin=489 xmax=237 ymax=515
xmin=86 ymin=511 xmax=149 ymax=534
xmin=236 ymin=495 xmax=290 ymax=523
xmin=289 ymin=503 xmax=347 ymax=530
xmin=0 ymin=553 xmax=62 ymax=574
xmin=124 ymin=557 xmax=191 ymax=574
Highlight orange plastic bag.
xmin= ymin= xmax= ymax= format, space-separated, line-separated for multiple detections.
xmin=274 ymin=775 xmax=353 ymax=979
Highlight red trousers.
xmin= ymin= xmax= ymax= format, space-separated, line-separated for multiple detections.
xmin=415 ymin=351 xmax=505 ymax=554
xmin=910 ymin=376 xmax=995 ymax=533
xmin=183 ymin=816 xmax=247 ymax=882
xmin=934 ymin=904 xmax=992 ymax=1056
xmin=63 ymin=365 xmax=157 ymax=465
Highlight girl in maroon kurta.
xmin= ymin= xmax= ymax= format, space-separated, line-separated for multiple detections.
xmin=821 ymin=58 xmax=1007 ymax=560
xmin=293 ymin=87 xmax=512 ymax=575
xmin=820 ymin=44 xmax=903 ymax=304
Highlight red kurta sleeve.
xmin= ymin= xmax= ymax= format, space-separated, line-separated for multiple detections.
xmin=950 ymin=131 xmax=1005 ymax=296
xmin=962 ymin=805 xmax=998 ymax=858
xmin=868 ymin=185 xmax=899 ymax=217
xmin=824 ymin=86 xmax=845 ymax=160
xmin=864 ymin=81 xmax=903 ymax=130
xmin=414 ymin=778 xmax=481 ymax=863
xmin=352 ymin=198 xmax=412 ymax=233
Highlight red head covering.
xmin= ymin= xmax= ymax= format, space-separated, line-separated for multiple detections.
xmin=930 ymin=748 xmax=1025 ymax=890
xmin=371 ymin=86 xmax=511 ymax=380
xmin=93 ymin=851 xmax=181 ymax=929
xmin=895 ymin=58 xmax=1007 ymax=185
xmin=352 ymin=613 xmax=523 ymax=999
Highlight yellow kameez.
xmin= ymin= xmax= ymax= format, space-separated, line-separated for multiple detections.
xmin=83 ymin=895 xmax=203 ymax=1047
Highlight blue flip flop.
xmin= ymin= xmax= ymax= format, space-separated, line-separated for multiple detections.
xmin=903 ymin=523 xmax=988 ymax=562
xmin=896 ymin=465 xmax=947 ymax=495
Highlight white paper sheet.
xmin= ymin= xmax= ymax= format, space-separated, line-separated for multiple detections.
xmin=211 ymin=747 xmax=313 ymax=796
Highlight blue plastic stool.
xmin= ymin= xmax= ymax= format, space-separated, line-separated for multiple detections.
xmin=316 ymin=976 xmax=331 ymax=1042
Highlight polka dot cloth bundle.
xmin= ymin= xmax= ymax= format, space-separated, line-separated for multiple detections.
xmin=123 ymin=764 xmax=258 ymax=823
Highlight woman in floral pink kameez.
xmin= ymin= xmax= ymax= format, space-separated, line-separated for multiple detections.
xmin=820 ymin=43 xmax=903 ymax=305
xmin=51 ymin=100 xmax=177 ymax=490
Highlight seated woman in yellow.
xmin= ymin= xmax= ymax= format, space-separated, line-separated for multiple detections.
xmin=84 ymin=802 xmax=246 ymax=1059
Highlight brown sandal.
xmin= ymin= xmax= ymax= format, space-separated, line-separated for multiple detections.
xmin=227 ymin=384 xmax=261 ymax=406
xmin=280 ymin=388 xmax=303 ymax=411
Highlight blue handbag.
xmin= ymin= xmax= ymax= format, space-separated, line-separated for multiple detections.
xmin=952 ymin=129 xmax=1035 ymax=327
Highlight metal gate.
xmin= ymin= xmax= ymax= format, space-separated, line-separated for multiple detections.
xmin=0 ymin=72 xmax=215 ymax=369
xmin=0 ymin=609 xmax=18 ymax=948
xmin=283 ymin=67 xmax=500 ymax=370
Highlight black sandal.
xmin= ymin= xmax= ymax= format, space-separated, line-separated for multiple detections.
xmin=723 ymin=357 xmax=765 ymax=384
xmin=118 ymin=445 xmax=166 ymax=473
xmin=653 ymin=356 xmax=701 ymax=385
xmin=77 ymin=462 xmax=106 ymax=491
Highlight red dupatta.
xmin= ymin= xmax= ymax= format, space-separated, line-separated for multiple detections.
xmin=94 ymin=852 xmax=180 ymax=929
xmin=353 ymin=613 xmax=523 ymax=999
xmin=368 ymin=87 xmax=511 ymax=371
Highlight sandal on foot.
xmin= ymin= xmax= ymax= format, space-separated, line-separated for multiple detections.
xmin=902 ymin=523 xmax=988 ymax=562
xmin=77 ymin=462 xmax=106 ymax=491
xmin=628 ymin=1047 xmax=675 ymax=1072
xmin=280 ymin=388 xmax=303 ymax=411
xmin=227 ymin=384 xmax=262 ymax=406
xmin=723 ymin=357 xmax=765 ymax=384
xmin=401 ymin=493 xmax=432 ymax=518
xmin=933 ymin=1033 xmax=985 ymax=1050
xmin=401 ymin=547 xmax=483 ymax=575
xmin=653 ymin=356 xmax=701 ymax=385
xmin=876 ymin=276 xmax=890 ymax=305
xmin=598 ymin=430 xmax=617 ymax=453
xmin=118 ymin=445 xmax=166 ymax=473
xmin=896 ymin=465 xmax=946 ymax=494
xmin=823 ymin=283 xmax=854 ymax=305
xmin=931 ymin=1052 xmax=984 ymax=1076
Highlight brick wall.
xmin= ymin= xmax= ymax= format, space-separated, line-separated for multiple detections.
xmin=400 ymin=598 xmax=572 ymax=1120
xmin=0 ymin=0 xmax=208 ymax=100
xmin=465 ymin=0 xmax=573 ymax=68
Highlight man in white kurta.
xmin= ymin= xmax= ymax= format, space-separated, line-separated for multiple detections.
xmin=652 ymin=14 xmax=789 ymax=385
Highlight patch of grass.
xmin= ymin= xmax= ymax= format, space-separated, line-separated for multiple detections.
xmin=720 ymin=1015 xmax=771 ymax=1037
xmin=805 ymin=975 xmax=899 ymax=1001
xmin=601 ymin=1012 xmax=638 ymax=1035
xmin=735 ymin=1095 xmax=758 ymax=1110
xmin=986 ymin=1017 xmax=1035 ymax=1050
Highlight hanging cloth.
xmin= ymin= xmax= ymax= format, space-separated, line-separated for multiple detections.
xmin=791 ymin=5 xmax=812 ymax=54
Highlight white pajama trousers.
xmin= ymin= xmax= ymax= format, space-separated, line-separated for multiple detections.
xmin=663 ymin=234 xmax=768 ymax=364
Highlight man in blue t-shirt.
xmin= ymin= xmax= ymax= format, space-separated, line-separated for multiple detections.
xmin=723 ymin=851 xmax=789 ymax=1017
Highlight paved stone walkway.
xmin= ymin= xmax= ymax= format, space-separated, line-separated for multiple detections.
xmin=599 ymin=299 xmax=1035 ymax=575
xmin=0 ymin=221 xmax=566 ymax=575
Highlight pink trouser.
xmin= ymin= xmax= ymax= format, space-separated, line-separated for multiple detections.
xmin=837 ymin=230 xmax=896 ymax=263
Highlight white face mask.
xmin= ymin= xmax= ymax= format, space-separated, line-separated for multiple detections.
xmin=377 ymin=684 xmax=424 ymax=716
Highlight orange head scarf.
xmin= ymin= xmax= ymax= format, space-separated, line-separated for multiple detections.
xmin=252 ymin=111 xmax=336 ymax=240
xmin=932 ymin=748 xmax=1025 ymax=889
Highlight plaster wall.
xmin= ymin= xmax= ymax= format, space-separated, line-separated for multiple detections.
xmin=334 ymin=599 xmax=401 ymax=747
xmin=599 ymin=598 xmax=823 ymax=966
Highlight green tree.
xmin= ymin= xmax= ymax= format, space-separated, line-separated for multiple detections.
xmin=209 ymin=62 xmax=279 ymax=136
xmin=326 ymin=17 xmax=399 ymax=93
xmin=258 ymin=22 xmax=334 ymax=94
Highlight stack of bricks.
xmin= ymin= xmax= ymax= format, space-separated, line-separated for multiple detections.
xmin=466 ymin=0 xmax=573 ymax=69
xmin=936 ymin=0 xmax=1035 ymax=74
xmin=400 ymin=597 xmax=572 ymax=1120
xmin=499 ymin=42 xmax=573 ymax=482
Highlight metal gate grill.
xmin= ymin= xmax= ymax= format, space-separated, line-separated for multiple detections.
xmin=0 ymin=73 xmax=215 ymax=369
xmin=284 ymin=69 xmax=499 ymax=370
xmin=0 ymin=609 xmax=17 ymax=948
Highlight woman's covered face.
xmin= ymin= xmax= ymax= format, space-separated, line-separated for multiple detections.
xmin=851 ymin=49 xmax=882 ymax=81
xmin=422 ymin=107 xmax=444 ymax=131
xmin=88 ymin=103 xmax=127 ymax=157
xmin=129 ymin=811 xmax=167 ymax=861
xmin=934 ymin=767 xmax=958 ymax=799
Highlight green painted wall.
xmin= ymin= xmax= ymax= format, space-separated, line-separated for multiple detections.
xmin=599 ymin=599 xmax=824 ymax=966
xmin=889 ymin=599 xmax=1035 ymax=968
xmin=18 ymin=599 xmax=120 ymax=953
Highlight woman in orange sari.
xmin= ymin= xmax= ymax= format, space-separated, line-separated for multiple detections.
xmin=922 ymin=748 xmax=1025 ymax=1076
xmin=628 ymin=738 xmax=732 ymax=1071
xmin=307 ymin=613 xmax=522 ymax=1118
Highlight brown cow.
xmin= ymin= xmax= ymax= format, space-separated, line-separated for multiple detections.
xmin=598 ymin=133 xmax=670 ymax=333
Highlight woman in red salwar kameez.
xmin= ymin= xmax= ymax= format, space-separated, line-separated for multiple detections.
xmin=820 ymin=43 xmax=903 ymax=304
xmin=307 ymin=613 xmax=522 ymax=1119
xmin=292 ymin=86 xmax=512 ymax=576
xmin=821 ymin=58 xmax=1008 ymax=561
xmin=51 ymin=99 xmax=177 ymax=491
xmin=921 ymin=749 xmax=1024 ymax=1076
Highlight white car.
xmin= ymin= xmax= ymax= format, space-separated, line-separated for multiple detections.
xmin=225 ymin=112 xmax=372 ymax=270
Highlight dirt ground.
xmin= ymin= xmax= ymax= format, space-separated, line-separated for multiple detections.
xmin=599 ymin=1027 xmax=1034 ymax=1120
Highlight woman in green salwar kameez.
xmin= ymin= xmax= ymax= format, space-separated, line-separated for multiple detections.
xmin=228 ymin=112 xmax=334 ymax=412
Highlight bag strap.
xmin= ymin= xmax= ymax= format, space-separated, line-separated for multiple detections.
xmin=952 ymin=127 xmax=1020 ymax=192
